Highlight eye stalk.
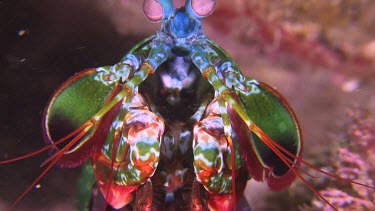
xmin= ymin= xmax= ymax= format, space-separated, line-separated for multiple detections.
xmin=186 ymin=0 xmax=216 ymax=19
xmin=143 ymin=0 xmax=174 ymax=22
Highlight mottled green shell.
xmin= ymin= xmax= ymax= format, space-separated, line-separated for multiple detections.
xmin=44 ymin=69 xmax=115 ymax=141
xmin=238 ymin=80 xmax=301 ymax=176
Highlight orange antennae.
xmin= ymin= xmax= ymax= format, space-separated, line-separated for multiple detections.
xmin=0 ymin=121 xmax=92 ymax=166
xmin=225 ymin=93 xmax=343 ymax=210
xmin=0 ymin=123 xmax=89 ymax=165
xmin=8 ymin=128 xmax=89 ymax=209
xmin=251 ymin=125 xmax=339 ymax=211
xmin=40 ymin=121 xmax=93 ymax=167
xmin=0 ymin=142 xmax=55 ymax=165
xmin=264 ymin=128 xmax=375 ymax=191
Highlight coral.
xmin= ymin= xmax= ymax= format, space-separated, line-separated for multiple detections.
xmin=311 ymin=107 xmax=375 ymax=211
xmin=317 ymin=189 xmax=374 ymax=211
xmin=205 ymin=0 xmax=375 ymax=74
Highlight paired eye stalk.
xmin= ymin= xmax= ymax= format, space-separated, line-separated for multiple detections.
xmin=143 ymin=0 xmax=216 ymax=22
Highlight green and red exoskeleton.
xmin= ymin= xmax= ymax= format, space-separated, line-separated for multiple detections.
xmin=1 ymin=0 xmax=374 ymax=210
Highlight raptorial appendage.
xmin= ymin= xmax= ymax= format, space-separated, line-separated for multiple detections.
xmin=93 ymin=93 xmax=165 ymax=209
xmin=193 ymin=99 xmax=248 ymax=210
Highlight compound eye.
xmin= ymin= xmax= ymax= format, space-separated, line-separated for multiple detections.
xmin=143 ymin=0 xmax=164 ymax=22
xmin=191 ymin=0 xmax=215 ymax=18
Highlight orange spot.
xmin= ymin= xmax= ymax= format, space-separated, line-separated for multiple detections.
xmin=203 ymin=66 xmax=215 ymax=78
xmin=141 ymin=62 xmax=154 ymax=74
